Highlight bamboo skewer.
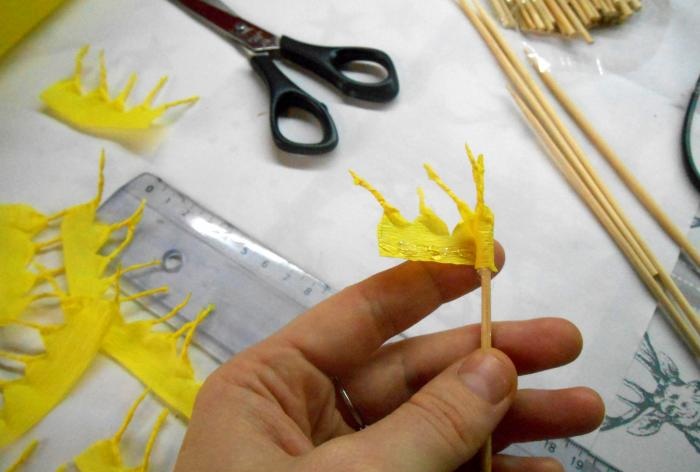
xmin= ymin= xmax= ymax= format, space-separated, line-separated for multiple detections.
xmin=482 ymin=0 xmax=641 ymax=41
xmin=470 ymin=0 xmax=698 ymax=322
xmin=478 ymin=268 xmax=493 ymax=471
xmin=528 ymin=59 xmax=700 ymax=269
xmin=543 ymin=0 xmax=576 ymax=36
xmin=457 ymin=0 xmax=700 ymax=358
xmin=510 ymin=89 xmax=700 ymax=356
xmin=469 ymin=1 xmax=657 ymax=277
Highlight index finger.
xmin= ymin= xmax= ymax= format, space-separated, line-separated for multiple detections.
xmin=271 ymin=243 xmax=505 ymax=375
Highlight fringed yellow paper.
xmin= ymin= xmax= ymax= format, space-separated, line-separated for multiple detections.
xmin=66 ymin=390 xmax=169 ymax=472
xmin=0 ymin=151 xmax=217 ymax=453
xmin=0 ymin=154 xmax=147 ymax=447
xmin=60 ymin=153 xmax=145 ymax=297
xmin=40 ymin=46 xmax=199 ymax=130
xmin=0 ymin=294 xmax=117 ymax=448
xmin=0 ymin=205 xmax=51 ymax=322
xmin=102 ymin=298 xmax=215 ymax=419
xmin=351 ymin=146 xmax=496 ymax=271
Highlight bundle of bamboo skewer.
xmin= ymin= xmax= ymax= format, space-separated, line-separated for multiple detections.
xmin=488 ymin=0 xmax=642 ymax=43
xmin=458 ymin=0 xmax=700 ymax=358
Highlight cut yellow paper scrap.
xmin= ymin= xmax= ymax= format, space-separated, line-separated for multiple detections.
xmin=0 ymin=154 xmax=150 ymax=447
xmin=4 ymin=439 xmax=38 ymax=472
xmin=0 ymin=291 xmax=119 ymax=448
xmin=0 ymin=204 xmax=53 ymax=322
xmin=102 ymin=297 xmax=215 ymax=420
xmin=66 ymin=390 xmax=169 ymax=472
xmin=60 ymin=151 xmax=146 ymax=298
xmin=0 ymin=0 xmax=67 ymax=59
xmin=351 ymin=146 xmax=496 ymax=271
xmin=41 ymin=45 xmax=199 ymax=130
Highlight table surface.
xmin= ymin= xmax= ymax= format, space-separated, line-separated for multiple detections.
xmin=0 ymin=0 xmax=698 ymax=469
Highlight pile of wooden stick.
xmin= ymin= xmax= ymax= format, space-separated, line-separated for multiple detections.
xmin=488 ymin=0 xmax=642 ymax=43
xmin=459 ymin=0 xmax=700 ymax=358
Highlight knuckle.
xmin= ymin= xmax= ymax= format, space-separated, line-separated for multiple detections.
xmin=406 ymin=389 xmax=479 ymax=458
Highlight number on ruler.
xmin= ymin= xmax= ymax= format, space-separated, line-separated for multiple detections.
xmin=544 ymin=440 xmax=557 ymax=454
xmin=570 ymin=456 xmax=585 ymax=470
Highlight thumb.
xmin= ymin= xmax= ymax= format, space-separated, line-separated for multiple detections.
xmin=349 ymin=349 xmax=516 ymax=471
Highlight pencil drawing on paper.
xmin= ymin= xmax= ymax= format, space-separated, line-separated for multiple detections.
xmin=601 ymin=333 xmax=700 ymax=453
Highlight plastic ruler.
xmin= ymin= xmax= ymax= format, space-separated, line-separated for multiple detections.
xmin=98 ymin=173 xmax=333 ymax=363
xmin=507 ymin=438 xmax=621 ymax=472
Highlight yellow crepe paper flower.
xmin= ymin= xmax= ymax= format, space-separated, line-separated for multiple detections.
xmin=351 ymin=146 xmax=496 ymax=271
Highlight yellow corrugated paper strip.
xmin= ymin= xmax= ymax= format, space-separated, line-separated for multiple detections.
xmin=41 ymin=46 xmax=199 ymax=130
xmin=352 ymin=146 xmax=496 ymax=271
xmin=0 ymin=152 xmax=214 ymax=452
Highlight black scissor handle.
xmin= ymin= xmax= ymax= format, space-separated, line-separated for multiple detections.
xmin=250 ymin=54 xmax=338 ymax=155
xmin=279 ymin=36 xmax=399 ymax=103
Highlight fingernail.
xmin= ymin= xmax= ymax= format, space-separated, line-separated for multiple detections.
xmin=458 ymin=351 xmax=513 ymax=404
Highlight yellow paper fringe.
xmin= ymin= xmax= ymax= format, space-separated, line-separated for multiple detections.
xmin=0 ymin=205 xmax=49 ymax=323
xmin=0 ymin=154 xmax=144 ymax=447
xmin=103 ymin=296 xmax=215 ymax=419
xmin=67 ymin=390 xmax=169 ymax=472
xmin=0 ymin=151 xmax=216 ymax=450
xmin=41 ymin=46 xmax=199 ymax=130
xmin=352 ymin=146 xmax=496 ymax=271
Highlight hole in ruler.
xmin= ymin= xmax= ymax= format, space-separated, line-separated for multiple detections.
xmin=162 ymin=249 xmax=184 ymax=273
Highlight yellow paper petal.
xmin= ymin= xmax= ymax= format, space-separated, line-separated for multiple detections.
xmin=352 ymin=146 xmax=496 ymax=271
xmin=40 ymin=46 xmax=199 ymax=130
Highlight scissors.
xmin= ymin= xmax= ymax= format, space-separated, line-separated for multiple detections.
xmin=170 ymin=0 xmax=400 ymax=155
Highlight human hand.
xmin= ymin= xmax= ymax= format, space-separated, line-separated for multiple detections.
xmin=175 ymin=252 xmax=604 ymax=471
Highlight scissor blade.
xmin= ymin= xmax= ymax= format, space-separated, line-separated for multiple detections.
xmin=172 ymin=0 xmax=279 ymax=52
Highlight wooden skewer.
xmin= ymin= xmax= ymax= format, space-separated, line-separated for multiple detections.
xmin=555 ymin=0 xmax=593 ymax=42
xmin=485 ymin=0 xmax=638 ymax=39
xmin=519 ymin=2 xmax=537 ymax=30
xmin=510 ymin=88 xmax=700 ymax=357
xmin=488 ymin=0 xmax=512 ymax=27
xmin=629 ymin=0 xmax=642 ymax=11
xmin=543 ymin=0 xmax=576 ymax=35
xmin=530 ymin=62 xmax=700 ymax=271
xmin=569 ymin=0 xmax=592 ymax=26
xmin=458 ymin=0 xmax=700 ymax=352
xmin=469 ymin=2 xmax=657 ymax=278
xmin=600 ymin=0 xmax=617 ymax=16
xmin=580 ymin=0 xmax=601 ymax=21
xmin=478 ymin=267 xmax=493 ymax=471
xmin=535 ymin=0 xmax=556 ymax=24
xmin=524 ymin=1 xmax=546 ymax=30
xmin=472 ymin=1 xmax=700 ymax=337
